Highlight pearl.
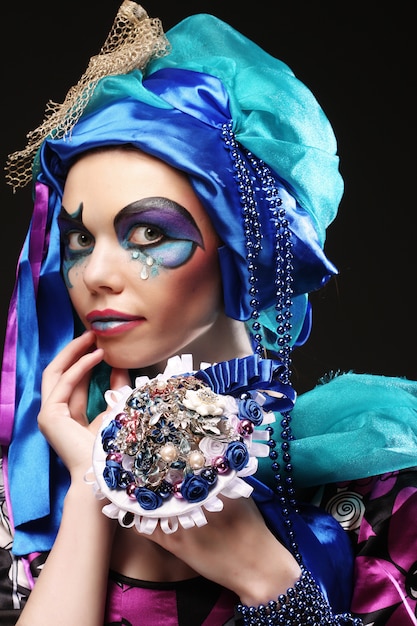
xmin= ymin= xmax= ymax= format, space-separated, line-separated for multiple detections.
xmin=118 ymin=470 xmax=134 ymax=488
xmin=238 ymin=419 xmax=254 ymax=436
xmin=126 ymin=483 xmax=137 ymax=499
xmin=159 ymin=442 xmax=179 ymax=462
xmin=157 ymin=480 xmax=172 ymax=498
xmin=115 ymin=412 xmax=129 ymax=425
xmin=172 ymin=482 xmax=184 ymax=499
xmin=213 ymin=456 xmax=229 ymax=474
xmin=103 ymin=439 xmax=117 ymax=453
xmin=106 ymin=452 xmax=123 ymax=463
xmin=201 ymin=467 xmax=218 ymax=485
xmin=188 ymin=450 xmax=205 ymax=470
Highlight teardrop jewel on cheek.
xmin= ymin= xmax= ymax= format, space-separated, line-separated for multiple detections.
xmin=140 ymin=255 xmax=155 ymax=280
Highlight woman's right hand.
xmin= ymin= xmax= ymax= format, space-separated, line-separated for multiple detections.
xmin=37 ymin=330 xmax=122 ymax=479
xmin=17 ymin=330 xmax=129 ymax=626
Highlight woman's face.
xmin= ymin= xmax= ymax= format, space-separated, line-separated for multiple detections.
xmin=59 ymin=148 xmax=223 ymax=370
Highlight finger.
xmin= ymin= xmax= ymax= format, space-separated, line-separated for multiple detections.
xmin=42 ymin=348 xmax=104 ymax=409
xmin=38 ymin=403 xmax=96 ymax=474
xmin=68 ymin=371 xmax=92 ymax=426
xmin=41 ymin=331 xmax=98 ymax=400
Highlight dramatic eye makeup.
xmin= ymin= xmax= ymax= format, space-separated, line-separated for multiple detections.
xmin=114 ymin=197 xmax=204 ymax=269
xmin=57 ymin=197 xmax=205 ymax=285
xmin=58 ymin=203 xmax=92 ymax=286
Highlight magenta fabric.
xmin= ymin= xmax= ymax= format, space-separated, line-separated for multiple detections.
xmin=319 ymin=468 xmax=417 ymax=625
xmin=104 ymin=572 xmax=238 ymax=625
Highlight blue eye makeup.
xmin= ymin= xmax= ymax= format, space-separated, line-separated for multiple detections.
xmin=58 ymin=203 xmax=92 ymax=286
xmin=58 ymin=196 xmax=205 ymax=285
xmin=114 ymin=197 xmax=204 ymax=268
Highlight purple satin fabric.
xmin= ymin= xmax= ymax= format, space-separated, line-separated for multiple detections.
xmin=0 ymin=182 xmax=49 ymax=447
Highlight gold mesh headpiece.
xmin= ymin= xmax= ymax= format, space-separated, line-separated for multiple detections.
xmin=5 ymin=1 xmax=170 ymax=191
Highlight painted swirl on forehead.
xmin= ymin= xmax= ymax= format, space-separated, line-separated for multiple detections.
xmin=114 ymin=197 xmax=204 ymax=269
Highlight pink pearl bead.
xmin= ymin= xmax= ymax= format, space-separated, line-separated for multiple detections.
xmin=106 ymin=452 xmax=123 ymax=463
xmin=172 ymin=482 xmax=184 ymax=499
xmin=213 ymin=456 xmax=229 ymax=473
xmin=126 ymin=483 xmax=137 ymax=499
xmin=116 ymin=412 xmax=129 ymax=426
xmin=238 ymin=419 xmax=254 ymax=435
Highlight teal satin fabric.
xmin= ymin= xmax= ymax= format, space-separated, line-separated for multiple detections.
xmin=257 ymin=372 xmax=417 ymax=490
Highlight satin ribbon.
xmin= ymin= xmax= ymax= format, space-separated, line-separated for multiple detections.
xmin=0 ymin=182 xmax=49 ymax=446
xmin=6 ymin=184 xmax=74 ymax=556
xmin=195 ymin=355 xmax=296 ymax=413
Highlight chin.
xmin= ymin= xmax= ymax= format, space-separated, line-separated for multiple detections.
xmin=101 ymin=349 xmax=141 ymax=371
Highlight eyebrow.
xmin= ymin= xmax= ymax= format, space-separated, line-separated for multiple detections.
xmin=58 ymin=203 xmax=84 ymax=225
xmin=114 ymin=197 xmax=203 ymax=246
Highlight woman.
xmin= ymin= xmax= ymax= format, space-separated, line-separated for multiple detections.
xmin=1 ymin=2 xmax=417 ymax=624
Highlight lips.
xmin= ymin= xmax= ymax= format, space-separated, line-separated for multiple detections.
xmin=86 ymin=309 xmax=145 ymax=336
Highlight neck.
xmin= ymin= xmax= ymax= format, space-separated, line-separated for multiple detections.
xmin=189 ymin=314 xmax=253 ymax=369
xmin=141 ymin=314 xmax=253 ymax=379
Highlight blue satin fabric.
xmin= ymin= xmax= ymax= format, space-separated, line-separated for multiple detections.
xmin=247 ymin=476 xmax=354 ymax=613
xmin=195 ymin=355 xmax=296 ymax=413
xmin=39 ymin=68 xmax=337 ymax=323
xmin=8 ymin=184 xmax=73 ymax=555
xmin=196 ymin=358 xmax=355 ymax=611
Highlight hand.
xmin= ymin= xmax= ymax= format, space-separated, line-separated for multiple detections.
xmin=143 ymin=494 xmax=301 ymax=604
xmin=37 ymin=330 xmax=130 ymax=478
xmin=18 ymin=330 xmax=124 ymax=626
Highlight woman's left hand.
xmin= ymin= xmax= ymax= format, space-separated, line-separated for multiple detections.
xmin=144 ymin=493 xmax=301 ymax=605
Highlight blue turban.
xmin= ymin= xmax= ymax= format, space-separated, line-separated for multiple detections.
xmin=37 ymin=13 xmax=342 ymax=326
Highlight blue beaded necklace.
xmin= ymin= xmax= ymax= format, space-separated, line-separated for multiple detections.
xmin=222 ymin=121 xmax=301 ymax=560
xmin=222 ymin=122 xmax=362 ymax=626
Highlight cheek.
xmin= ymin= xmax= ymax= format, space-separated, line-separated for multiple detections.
xmin=65 ymin=265 xmax=87 ymax=308
xmin=174 ymin=249 xmax=222 ymax=308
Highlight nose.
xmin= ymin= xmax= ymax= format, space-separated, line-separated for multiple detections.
xmin=82 ymin=241 xmax=125 ymax=293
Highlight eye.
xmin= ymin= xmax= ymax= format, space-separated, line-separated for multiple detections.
xmin=66 ymin=231 xmax=94 ymax=250
xmin=129 ymin=224 xmax=165 ymax=246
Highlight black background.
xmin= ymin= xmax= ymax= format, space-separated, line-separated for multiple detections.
xmin=1 ymin=1 xmax=415 ymax=393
